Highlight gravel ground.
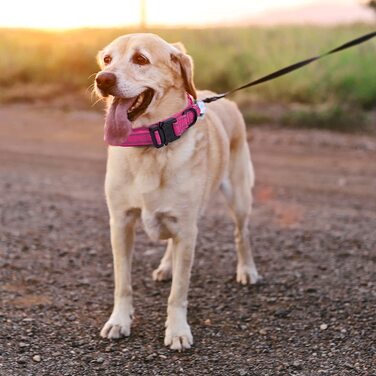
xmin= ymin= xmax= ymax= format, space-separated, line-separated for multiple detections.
xmin=0 ymin=103 xmax=375 ymax=375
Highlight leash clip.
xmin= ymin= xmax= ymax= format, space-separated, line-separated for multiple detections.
xmin=196 ymin=100 xmax=206 ymax=119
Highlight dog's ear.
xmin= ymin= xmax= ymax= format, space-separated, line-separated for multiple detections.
xmin=172 ymin=42 xmax=187 ymax=54
xmin=171 ymin=43 xmax=197 ymax=99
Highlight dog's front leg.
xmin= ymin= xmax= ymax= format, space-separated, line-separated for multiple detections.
xmin=164 ymin=226 xmax=197 ymax=351
xmin=100 ymin=209 xmax=137 ymax=339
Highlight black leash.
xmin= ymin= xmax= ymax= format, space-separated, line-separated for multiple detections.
xmin=202 ymin=31 xmax=376 ymax=104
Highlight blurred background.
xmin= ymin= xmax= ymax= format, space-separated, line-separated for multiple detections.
xmin=0 ymin=0 xmax=375 ymax=131
xmin=1 ymin=2 xmax=376 ymax=374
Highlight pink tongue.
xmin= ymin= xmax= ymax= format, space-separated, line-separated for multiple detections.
xmin=104 ymin=98 xmax=135 ymax=145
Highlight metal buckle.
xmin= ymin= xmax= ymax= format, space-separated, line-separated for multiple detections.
xmin=149 ymin=118 xmax=179 ymax=148
xmin=196 ymin=100 xmax=206 ymax=118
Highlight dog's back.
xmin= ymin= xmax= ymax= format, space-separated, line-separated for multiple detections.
xmin=198 ymin=90 xmax=255 ymax=192
xmin=198 ymin=90 xmax=248 ymax=148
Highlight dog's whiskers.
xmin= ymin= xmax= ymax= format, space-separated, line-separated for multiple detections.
xmin=86 ymin=79 xmax=105 ymax=107
xmin=88 ymin=72 xmax=98 ymax=80
xmin=86 ymin=83 xmax=95 ymax=95
xmin=91 ymin=95 xmax=105 ymax=107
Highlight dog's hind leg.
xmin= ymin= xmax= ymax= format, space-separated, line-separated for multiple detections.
xmin=221 ymin=143 xmax=261 ymax=285
xmin=152 ymin=239 xmax=173 ymax=282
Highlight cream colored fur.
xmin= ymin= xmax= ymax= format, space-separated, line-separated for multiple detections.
xmin=96 ymin=33 xmax=260 ymax=351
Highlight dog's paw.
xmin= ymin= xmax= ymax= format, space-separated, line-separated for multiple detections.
xmin=236 ymin=265 xmax=262 ymax=285
xmin=164 ymin=322 xmax=193 ymax=351
xmin=152 ymin=265 xmax=172 ymax=282
xmin=100 ymin=313 xmax=132 ymax=339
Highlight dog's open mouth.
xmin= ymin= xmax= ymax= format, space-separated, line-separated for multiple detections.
xmin=104 ymin=88 xmax=154 ymax=145
xmin=127 ymin=88 xmax=154 ymax=122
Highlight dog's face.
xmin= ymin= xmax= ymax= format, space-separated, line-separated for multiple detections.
xmin=95 ymin=33 xmax=196 ymax=145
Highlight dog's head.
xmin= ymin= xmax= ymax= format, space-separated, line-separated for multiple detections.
xmin=95 ymin=33 xmax=196 ymax=145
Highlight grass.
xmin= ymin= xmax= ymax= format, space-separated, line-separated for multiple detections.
xmin=281 ymin=106 xmax=371 ymax=132
xmin=1 ymin=25 xmax=375 ymax=130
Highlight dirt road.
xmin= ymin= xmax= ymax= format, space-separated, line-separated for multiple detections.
xmin=1 ymin=103 xmax=375 ymax=375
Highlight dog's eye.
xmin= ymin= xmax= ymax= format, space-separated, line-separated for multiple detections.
xmin=132 ymin=53 xmax=150 ymax=66
xmin=103 ymin=55 xmax=112 ymax=65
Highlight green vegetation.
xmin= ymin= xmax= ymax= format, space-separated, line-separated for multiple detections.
xmin=1 ymin=25 xmax=375 ymax=130
xmin=281 ymin=106 xmax=370 ymax=132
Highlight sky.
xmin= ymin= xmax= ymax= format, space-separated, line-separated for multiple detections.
xmin=0 ymin=0 xmax=373 ymax=29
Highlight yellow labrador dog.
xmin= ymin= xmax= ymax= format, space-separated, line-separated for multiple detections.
xmin=95 ymin=33 xmax=260 ymax=351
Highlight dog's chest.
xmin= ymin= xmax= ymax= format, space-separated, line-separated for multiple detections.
xmin=124 ymin=170 xmax=191 ymax=241
xmin=107 ymin=143 xmax=195 ymax=201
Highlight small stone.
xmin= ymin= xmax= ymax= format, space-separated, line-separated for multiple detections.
xmin=292 ymin=360 xmax=303 ymax=370
xmin=274 ymin=309 xmax=290 ymax=318
xmin=344 ymin=362 xmax=354 ymax=370
xmin=66 ymin=315 xmax=76 ymax=322
xmin=145 ymin=353 xmax=157 ymax=361
xmin=320 ymin=324 xmax=328 ymax=330
xmin=337 ymin=178 xmax=346 ymax=187
xmin=305 ymin=287 xmax=317 ymax=293
xmin=239 ymin=369 xmax=248 ymax=376
xmin=79 ymin=278 xmax=90 ymax=286
xmin=259 ymin=328 xmax=267 ymax=335
xmin=19 ymin=342 xmax=29 ymax=348
xmin=17 ymin=356 xmax=28 ymax=364
xmin=96 ymin=357 xmax=104 ymax=364
xmin=204 ymin=319 xmax=211 ymax=326
xmin=33 ymin=355 xmax=41 ymax=362
xmin=159 ymin=354 xmax=167 ymax=359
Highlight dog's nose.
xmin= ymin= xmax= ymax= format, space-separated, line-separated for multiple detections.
xmin=96 ymin=72 xmax=117 ymax=91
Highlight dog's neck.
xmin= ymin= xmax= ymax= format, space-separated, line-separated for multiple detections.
xmin=132 ymin=89 xmax=187 ymax=129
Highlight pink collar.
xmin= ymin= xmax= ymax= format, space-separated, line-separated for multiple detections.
xmin=115 ymin=94 xmax=205 ymax=148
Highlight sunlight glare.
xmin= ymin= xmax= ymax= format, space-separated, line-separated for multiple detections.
xmin=0 ymin=0 xmax=358 ymax=29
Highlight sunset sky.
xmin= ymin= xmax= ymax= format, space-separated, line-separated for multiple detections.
xmin=0 ymin=0 xmax=373 ymax=29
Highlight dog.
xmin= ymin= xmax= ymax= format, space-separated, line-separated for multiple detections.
xmin=95 ymin=33 xmax=260 ymax=351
